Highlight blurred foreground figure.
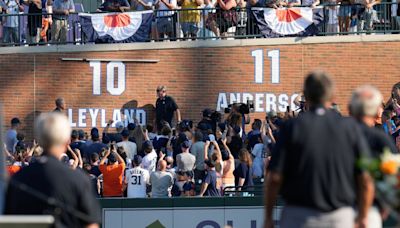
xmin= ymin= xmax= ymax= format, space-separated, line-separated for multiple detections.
xmin=350 ymin=85 xmax=398 ymax=228
xmin=4 ymin=113 xmax=101 ymax=228
xmin=264 ymin=71 xmax=374 ymax=228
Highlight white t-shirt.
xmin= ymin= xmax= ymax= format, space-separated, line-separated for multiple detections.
xmin=117 ymin=141 xmax=137 ymax=161
xmin=156 ymin=0 xmax=177 ymax=17
xmin=125 ymin=167 xmax=150 ymax=198
xmin=142 ymin=150 xmax=158 ymax=173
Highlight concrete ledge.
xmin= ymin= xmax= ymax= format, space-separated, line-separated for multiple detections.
xmin=0 ymin=34 xmax=399 ymax=54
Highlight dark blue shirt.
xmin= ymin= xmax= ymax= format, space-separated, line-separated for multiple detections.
xmin=234 ymin=162 xmax=254 ymax=188
xmin=204 ymin=170 xmax=220 ymax=196
xmin=82 ymin=142 xmax=107 ymax=162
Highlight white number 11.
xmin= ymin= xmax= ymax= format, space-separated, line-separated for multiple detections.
xmin=251 ymin=49 xmax=280 ymax=84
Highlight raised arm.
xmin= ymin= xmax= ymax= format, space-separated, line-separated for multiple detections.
xmin=100 ymin=149 xmax=111 ymax=165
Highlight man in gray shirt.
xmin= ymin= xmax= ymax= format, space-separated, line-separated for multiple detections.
xmin=51 ymin=0 xmax=75 ymax=43
xmin=150 ymin=160 xmax=173 ymax=198
xmin=176 ymin=141 xmax=196 ymax=172
xmin=190 ymin=131 xmax=206 ymax=182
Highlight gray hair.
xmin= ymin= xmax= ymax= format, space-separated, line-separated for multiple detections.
xmin=35 ymin=113 xmax=71 ymax=150
xmin=350 ymin=85 xmax=383 ymax=118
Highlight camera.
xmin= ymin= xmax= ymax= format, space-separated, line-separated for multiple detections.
xmin=224 ymin=100 xmax=254 ymax=114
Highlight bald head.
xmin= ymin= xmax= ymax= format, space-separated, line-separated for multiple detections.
xmin=158 ymin=160 xmax=167 ymax=171
xmin=350 ymin=85 xmax=383 ymax=118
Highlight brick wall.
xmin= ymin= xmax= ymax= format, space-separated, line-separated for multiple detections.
xmin=1 ymin=38 xmax=399 ymax=138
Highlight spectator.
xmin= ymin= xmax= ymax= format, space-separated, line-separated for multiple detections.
xmin=190 ymin=131 xmax=206 ymax=182
xmin=90 ymin=153 xmax=102 ymax=177
xmin=358 ymin=0 xmax=379 ymax=33
xmin=205 ymin=0 xmax=237 ymax=37
xmin=78 ymin=129 xmax=86 ymax=142
xmin=302 ymin=0 xmax=319 ymax=7
xmin=98 ymin=0 xmax=130 ymax=12
xmin=53 ymin=97 xmax=66 ymax=113
xmin=199 ymin=159 xmax=220 ymax=196
xmin=142 ymin=140 xmax=158 ymax=173
xmin=5 ymin=112 xmax=101 ymax=227
xmin=103 ymin=120 xmax=124 ymax=143
xmin=70 ymin=129 xmax=86 ymax=152
xmin=132 ymin=125 xmax=145 ymax=156
xmin=131 ymin=0 xmax=154 ymax=10
xmin=83 ymin=164 xmax=101 ymax=197
xmin=51 ymin=0 xmax=74 ymax=43
xmin=150 ymin=160 xmax=174 ymax=197
xmin=155 ymin=0 xmax=177 ymax=40
xmin=338 ymin=0 xmax=352 ymax=33
xmin=1 ymin=0 xmax=23 ymax=44
xmin=178 ymin=0 xmax=203 ymax=39
xmin=124 ymin=155 xmax=150 ymax=198
xmin=247 ymin=119 xmax=262 ymax=150
xmin=264 ymin=72 xmax=373 ymax=228
xmin=350 ymin=85 xmax=398 ymax=227
xmin=22 ymin=0 xmax=42 ymax=44
xmin=154 ymin=85 xmax=181 ymax=132
xmin=182 ymin=181 xmax=196 ymax=196
xmin=220 ymin=137 xmax=235 ymax=190
xmin=99 ymin=146 xmax=126 ymax=197
xmin=227 ymin=126 xmax=243 ymax=159
xmin=117 ymin=129 xmax=137 ymax=161
xmin=233 ymin=148 xmax=253 ymax=191
xmin=5 ymin=117 xmax=20 ymax=154
xmin=153 ymin=125 xmax=171 ymax=154
xmin=251 ymin=134 xmax=265 ymax=178
xmin=382 ymin=109 xmax=396 ymax=134
xmin=176 ymin=140 xmax=196 ymax=172
xmin=326 ymin=0 xmax=340 ymax=34
xmin=82 ymin=128 xmax=107 ymax=163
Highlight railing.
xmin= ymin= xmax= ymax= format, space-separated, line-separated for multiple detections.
xmin=0 ymin=2 xmax=398 ymax=46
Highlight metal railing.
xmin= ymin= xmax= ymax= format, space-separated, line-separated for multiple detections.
xmin=0 ymin=2 xmax=398 ymax=46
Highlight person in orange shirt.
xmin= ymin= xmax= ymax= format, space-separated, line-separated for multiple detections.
xmin=99 ymin=145 xmax=126 ymax=197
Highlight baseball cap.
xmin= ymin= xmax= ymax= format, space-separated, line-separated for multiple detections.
xmin=183 ymin=181 xmax=195 ymax=192
xmin=267 ymin=110 xmax=277 ymax=119
xmin=108 ymin=153 xmax=117 ymax=163
xmin=11 ymin=117 xmax=20 ymax=125
xmin=121 ymin=129 xmax=130 ymax=137
xmin=127 ymin=123 xmax=136 ymax=131
xmin=133 ymin=155 xmax=143 ymax=165
xmin=202 ymin=109 xmax=213 ymax=118
xmin=181 ymin=140 xmax=190 ymax=149
xmin=115 ymin=121 xmax=124 ymax=130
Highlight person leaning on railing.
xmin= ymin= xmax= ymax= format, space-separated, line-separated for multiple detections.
xmin=51 ymin=0 xmax=74 ymax=43
xmin=22 ymin=0 xmax=42 ymax=44
xmin=205 ymin=0 xmax=237 ymax=37
xmin=177 ymin=0 xmax=203 ymax=39
xmin=0 ymin=0 xmax=24 ymax=44
xmin=357 ymin=0 xmax=380 ymax=33
xmin=155 ymin=0 xmax=177 ymax=40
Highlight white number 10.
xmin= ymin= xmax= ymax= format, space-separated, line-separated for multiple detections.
xmin=252 ymin=49 xmax=280 ymax=84
xmin=90 ymin=61 xmax=126 ymax=96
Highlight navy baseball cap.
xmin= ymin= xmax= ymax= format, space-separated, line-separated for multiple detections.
xmin=133 ymin=155 xmax=143 ymax=165
xmin=183 ymin=181 xmax=195 ymax=192
xmin=71 ymin=130 xmax=79 ymax=138
xmin=204 ymin=159 xmax=215 ymax=168
xmin=202 ymin=109 xmax=213 ymax=118
xmin=121 ymin=129 xmax=130 ymax=137
xmin=127 ymin=123 xmax=136 ymax=131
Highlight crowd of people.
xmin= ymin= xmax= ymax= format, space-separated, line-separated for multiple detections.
xmin=4 ymin=73 xmax=400 ymax=227
xmin=0 ymin=0 xmax=397 ymax=44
